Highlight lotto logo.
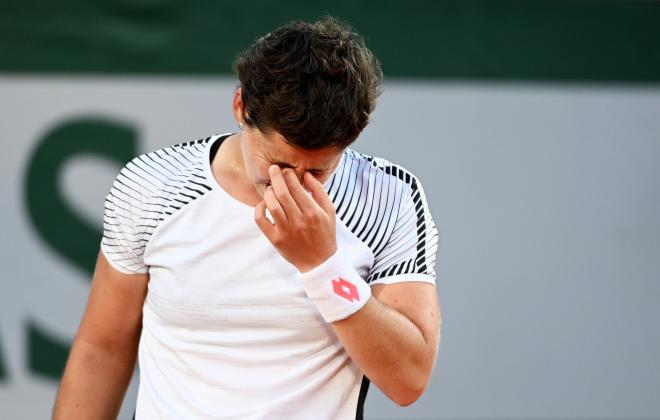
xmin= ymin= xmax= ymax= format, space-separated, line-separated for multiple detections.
xmin=332 ymin=278 xmax=360 ymax=303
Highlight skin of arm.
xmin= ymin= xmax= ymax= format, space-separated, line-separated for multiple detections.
xmin=255 ymin=165 xmax=441 ymax=406
xmin=52 ymin=251 xmax=149 ymax=420
xmin=332 ymin=282 xmax=441 ymax=406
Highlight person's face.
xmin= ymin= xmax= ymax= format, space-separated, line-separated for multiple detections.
xmin=232 ymin=89 xmax=344 ymax=197
xmin=239 ymin=126 xmax=344 ymax=197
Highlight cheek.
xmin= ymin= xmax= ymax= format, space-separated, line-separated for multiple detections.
xmin=317 ymin=174 xmax=331 ymax=184
xmin=256 ymin=157 xmax=272 ymax=180
xmin=242 ymin=154 xmax=269 ymax=182
xmin=312 ymin=172 xmax=333 ymax=187
xmin=253 ymin=162 xmax=272 ymax=185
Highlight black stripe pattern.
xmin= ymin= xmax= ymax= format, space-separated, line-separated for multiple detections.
xmin=328 ymin=150 xmax=439 ymax=284
xmin=101 ymin=136 xmax=217 ymax=274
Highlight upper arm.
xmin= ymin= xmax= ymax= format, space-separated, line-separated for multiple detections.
xmin=76 ymin=159 xmax=153 ymax=351
xmin=367 ymin=168 xmax=441 ymax=350
xmin=55 ymin=252 xmax=147 ymax=418
xmin=372 ymin=282 xmax=441 ymax=352
xmin=75 ymin=251 xmax=148 ymax=353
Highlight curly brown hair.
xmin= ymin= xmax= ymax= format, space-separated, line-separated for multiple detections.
xmin=233 ymin=16 xmax=383 ymax=149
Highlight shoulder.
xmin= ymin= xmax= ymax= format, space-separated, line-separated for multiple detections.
xmin=101 ymin=133 xmax=228 ymax=273
xmin=349 ymin=148 xmax=421 ymax=183
xmin=113 ymin=133 xmax=228 ymax=198
xmin=330 ymin=148 xmax=430 ymax=250
xmin=329 ymin=148 xmax=426 ymax=207
xmin=120 ymin=135 xmax=217 ymax=183
xmin=329 ymin=148 xmax=437 ymax=284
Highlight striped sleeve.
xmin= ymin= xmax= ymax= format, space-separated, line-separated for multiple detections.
xmin=366 ymin=174 xmax=438 ymax=285
xmin=98 ymin=135 xmax=220 ymax=274
xmin=100 ymin=157 xmax=154 ymax=274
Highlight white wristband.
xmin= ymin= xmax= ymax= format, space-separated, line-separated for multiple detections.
xmin=297 ymin=248 xmax=372 ymax=323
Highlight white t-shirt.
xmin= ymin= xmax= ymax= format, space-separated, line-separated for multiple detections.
xmin=101 ymin=133 xmax=438 ymax=419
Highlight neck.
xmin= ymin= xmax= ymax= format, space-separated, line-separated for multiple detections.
xmin=211 ymin=133 xmax=262 ymax=207
xmin=214 ymin=133 xmax=244 ymax=173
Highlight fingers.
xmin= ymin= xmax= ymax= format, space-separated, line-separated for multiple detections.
xmin=254 ymin=199 xmax=276 ymax=239
xmin=268 ymin=165 xmax=302 ymax=218
xmin=281 ymin=167 xmax=318 ymax=213
xmin=263 ymin=185 xmax=288 ymax=224
xmin=267 ymin=165 xmax=335 ymax=218
xmin=304 ymin=172 xmax=335 ymax=216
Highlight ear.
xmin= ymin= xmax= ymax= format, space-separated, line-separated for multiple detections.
xmin=232 ymin=87 xmax=244 ymax=124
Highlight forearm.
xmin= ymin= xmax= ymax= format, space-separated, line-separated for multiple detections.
xmin=53 ymin=338 xmax=137 ymax=420
xmin=296 ymin=249 xmax=440 ymax=406
xmin=331 ymin=296 xmax=439 ymax=406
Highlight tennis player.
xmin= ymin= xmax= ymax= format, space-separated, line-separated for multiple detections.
xmin=53 ymin=16 xmax=441 ymax=419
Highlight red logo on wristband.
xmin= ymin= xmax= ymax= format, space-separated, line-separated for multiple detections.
xmin=332 ymin=278 xmax=360 ymax=303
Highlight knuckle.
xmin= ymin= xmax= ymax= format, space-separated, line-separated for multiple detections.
xmin=293 ymin=220 xmax=306 ymax=231
xmin=264 ymin=187 xmax=274 ymax=199
xmin=271 ymin=234 xmax=284 ymax=246
xmin=274 ymin=189 xmax=288 ymax=201
xmin=255 ymin=213 xmax=266 ymax=224
xmin=308 ymin=211 xmax=323 ymax=223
